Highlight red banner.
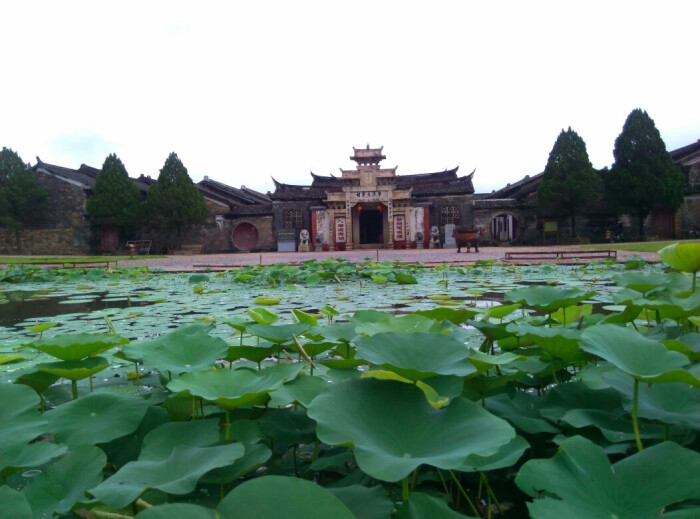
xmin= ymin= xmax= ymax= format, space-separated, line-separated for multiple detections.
xmin=335 ymin=217 xmax=346 ymax=243
xmin=393 ymin=215 xmax=405 ymax=241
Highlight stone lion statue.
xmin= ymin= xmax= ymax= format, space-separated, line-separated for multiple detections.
xmin=299 ymin=229 xmax=310 ymax=245
xmin=429 ymin=226 xmax=441 ymax=248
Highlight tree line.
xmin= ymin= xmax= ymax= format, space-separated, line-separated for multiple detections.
xmin=537 ymin=108 xmax=685 ymax=238
xmin=0 ymin=150 xmax=206 ymax=249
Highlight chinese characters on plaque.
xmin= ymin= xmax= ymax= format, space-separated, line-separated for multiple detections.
xmin=393 ymin=215 xmax=405 ymax=241
xmin=335 ymin=217 xmax=346 ymax=243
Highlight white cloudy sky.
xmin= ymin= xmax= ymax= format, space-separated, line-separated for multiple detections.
xmin=2 ymin=1 xmax=698 ymax=195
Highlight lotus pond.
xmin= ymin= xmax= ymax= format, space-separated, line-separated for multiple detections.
xmin=1 ymin=247 xmax=700 ymax=518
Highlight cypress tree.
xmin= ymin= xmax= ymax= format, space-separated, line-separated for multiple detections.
xmin=86 ymin=153 xmax=141 ymax=228
xmin=537 ymin=128 xmax=599 ymax=235
xmin=605 ymin=109 xmax=684 ymax=236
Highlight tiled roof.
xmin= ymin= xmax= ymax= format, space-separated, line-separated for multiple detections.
xmin=198 ymin=178 xmax=271 ymax=205
xmin=32 ymin=158 xmax=98 ymax=188
xmin=671 ymin=139 xmax=700 ymax=166
xmin=484 ymin=172 xmax=543 ymax=200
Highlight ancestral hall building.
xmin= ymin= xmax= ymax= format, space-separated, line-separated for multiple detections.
xmin=1 ymin=142 xmax=696 ymax=255
xmin=270 ymin=146 xmax=475 ymax=251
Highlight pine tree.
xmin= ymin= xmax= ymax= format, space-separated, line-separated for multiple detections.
xmin=605 ymin=109 xmax=684 ymax=236
xmin=0 ymin=147 xmax=47 ymax=247
xmin=147 ymin=152 xmax=207 ymax=244
xmin=536 ymin=127 xmax=600 ymax=235
xmin=86 ymin=153 xmax=141 ymax=228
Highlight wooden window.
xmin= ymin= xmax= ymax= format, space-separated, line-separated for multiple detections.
xmin=440 ymin=206 xmax=460 ymax=225
xmin=284 ymin=209 xmax=303 ymax=229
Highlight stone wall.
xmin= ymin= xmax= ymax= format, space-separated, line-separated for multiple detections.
xmin=0 ymin=228 xmax=91 ymax=255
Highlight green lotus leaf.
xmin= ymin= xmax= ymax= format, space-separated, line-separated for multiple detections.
xmin=308 ymin=378 xmax=515 ymax=482
xmin=631 ymin=291 xmax=700 ymax=319
xmin=46 ymin=390 xmax=152 ymax=447
xmin=259 ymin=408 xmax=317 ymax=445
xmin=90 ymin=442 xmax=244 ymax=509
xmin=217 ymin=475 xmax=354 ymax=519
xmin=128 ymin=324 xmax=229 ymax=374
xmin=612 ymin=271 xmax=688 ymax=294
xmin=36 ymin=356 xmax=109 ymax=381
xmin=135 ymin=503 xmax=216 ymax=519
xmin=581 ymin=325 xmax=693 ymax=383
xmin=21 ymin=445 xmax=106 ymax=519
xmin=467 ymin=351 xmax=527 ymax=372
xmin=658 ymin=242 xmax=700 ymax=274
xmin=515 ymin=435 xmax=700 ymax=518
xmin=26 ymin=321 xmax=58 ymax=334
xmin=602 ymin=368 xmax=700 ymax=429
xmin=167 ymin=364 xmax=302 ymax=409
xmin=355 ymin=314 xmax=442 ymax=336
xmin=268 ymin=374 xmax=329 ymax=408
xmin=395 ymin=492 xmax=468 ymax=519
xmin=457 ymin=435 xmax=530 ymax=473
xmin=222 ymin=315 xmax=251 ymax=332
xmin=26 ymin=332 xmax=128 ymax=361
xmin=505 ymin=286 xmax=597 ymax=313
xmin=0 ymin=486 xmax=31 ymax=519
xmin=551 ymin=303 xmax=592 ymax=325
xmin=415 ymin=307 xmax=480 ymax=325
xmin=328 ymin=485 xmax=394 ymax=519
xmin=354 ymin=332 xmax=476 ymax=380
xmin=139 ymin=418 xmax=220 ymax=461
xmin=465 ymin=320 xmax=516 ymax=342
xmin=485 ymin=392 xmax=561 ymax=434
xmin=247 ymin=307 xmax=280 ymax=324
xmin=0 ymin=384 xmax=67 ymax=472
xmin=226 ymin=342 xmax=281 ymax=364
xmin=292 ymin=309 xmax=319 ymax=326
xmin=201 ymin=443 xmax=271 ymax=485
xmin=188 ymin=274 xmax=209 ymax=284
xmin=0 ymin=353 xmax=24 ymax=365
xmin=484 ymin=303 xmax=522 ymax=320
xmin=245 ymin=323 xmax=311 ymax=343
xmin=254 ymin=297 xmax=280 ymax=306
xmin=507 ymin=323 xmax=587 ymax=362
xmin=362 ymin=370 xmax=450 ymax=409
xmin=395 ymin=272 xmax=418 ymax=285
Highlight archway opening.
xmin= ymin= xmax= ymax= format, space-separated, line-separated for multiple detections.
xmin=232 ymin=222 xmax=259 ymax=251
xmin=359 ymin=209 xmax=383 ymax=244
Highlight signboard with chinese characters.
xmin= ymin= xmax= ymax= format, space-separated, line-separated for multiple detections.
xmin=335 ymin=217 xmax=346 ymax=243
xmin=393 ymin=215 xmax=406 ymax=241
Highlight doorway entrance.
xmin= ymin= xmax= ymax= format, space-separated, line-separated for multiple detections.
xmin=359 ymin=209 xmax=383 ymax=244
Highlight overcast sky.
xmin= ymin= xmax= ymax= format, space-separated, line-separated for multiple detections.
xmin=2 ymin=1 xmax=698 ymax=195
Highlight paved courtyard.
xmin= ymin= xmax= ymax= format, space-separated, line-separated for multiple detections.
xmin=114 ymin=245 xmax=661 ymax=271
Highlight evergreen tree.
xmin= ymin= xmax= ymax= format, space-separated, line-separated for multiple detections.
xmin=605 ymin=109 xmax=684 ymax=236
xmin=0 ymin=147 xmax=47 ymax=247
xmin=147 ymin=152 xmax=207 ymax=243
xmin=536 ymin=127 xmax=599 ymax=235
xmin=86 ymin=153 xmax=141 ymax=229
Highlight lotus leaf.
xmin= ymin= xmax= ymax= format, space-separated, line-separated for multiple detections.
xmin=217 ymin=475 xmax=355 ymax=519
xmin=254 ymin=297 xmax=280 ymax=305
xmin=415 ymin=307 xmax=480 ymax=325
xmin=36 ymin=356 xmax=109 ymax=381
xmin=26 ymin=332 xmax=128 ymax=360
xmin=21 ymin=444 xmax=106 ymax=519
xmin=457 ymin=435 xmax=530 ymax=472
xmin=308 ymin=378 xmax=515 ymax=481
xmin=515 ymin=435 xmax=700 ymax=518
xmin=259 ymin=408 xmax=317 ymax=445
xmin=355 ymin=314 xmax=442 ymax=336
xmin=201 ymin=443 xmax=272 ymax=485
xmin=128 ymin=324 xmax=229 ymax=374
xmin=505 ymin=286 xmax=596 ymax=313
xmin=245 ymin=323 xmax=311 ymax=343
xmin=90 ymin=443 xmax=245 ymax=509
xmin=506 ymin=323 xmax=587 ymax=362
xmin=247 ymin=307 xmax=279 ymax=324
xmin=46 ymin=390 xmax=152 ymax=447
xmin=226 ymin=342 xmax=281 ymax=364
xmin=485 ymin=392 xmax=561 ymax=434
xmin=138 ymin=418 xmax=220 ymax=461
xmin=395 ymin=492 xmax=470 ymax=519
xmin=354 ymin=332 xmax=477 ymax=380
xmin=0 ymin=486 xmax=31 ymax=519
xmin=362 ymin=370 xmax=450 ymax=408
xmin=328 ymin=485 xmax=394 ymax=519
xmin=0 ymin=383 xmax=67 ymax=472
xmin=658 ymin=242 xmax=700 ymax=275
xmin=581 ymin=325 xmax=694 ymax=383
xmin=268 ymin=374 xmax=329 ymax=407
xmin=167 ymin=363 xmax=302 ymax=409
xmin=135 ymin=503 xmax=216 ymax=519
xmin=292 ymin=308 xmax=319 ymax=326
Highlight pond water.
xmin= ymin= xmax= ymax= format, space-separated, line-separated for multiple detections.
xmin=0 ymin=262 xmax=635 ymax=346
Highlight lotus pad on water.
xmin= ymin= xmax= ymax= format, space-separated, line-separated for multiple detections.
xmin=308 ymin=378 xmax=515 ymax=481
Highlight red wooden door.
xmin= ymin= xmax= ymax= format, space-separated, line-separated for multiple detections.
xmin=232 ymin=223 xmax=259 ymax=251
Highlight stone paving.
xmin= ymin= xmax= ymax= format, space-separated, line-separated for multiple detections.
xmin=114 ymin=245 xmax=661 ymax=271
